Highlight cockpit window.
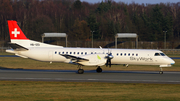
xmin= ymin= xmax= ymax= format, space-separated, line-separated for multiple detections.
xmin=154 ymin=53 xmax=160 ymax=56
xmin=160 ymin=53 xmax=166 ymax=56
xmin=155 ymin=53 xmax=166 ymax=56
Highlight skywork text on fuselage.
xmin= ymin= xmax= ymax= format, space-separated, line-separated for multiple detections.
xmin=130 ymin=57 xmax=153 ymax=62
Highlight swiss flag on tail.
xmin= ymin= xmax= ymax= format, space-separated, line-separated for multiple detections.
xmin=7 ymin=20 xmax=29 ymax=40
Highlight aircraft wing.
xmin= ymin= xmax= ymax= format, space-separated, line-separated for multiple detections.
xmin=60 ymin=54 xmax=89 ymax=62
xmin=8 ymin=43 xmax=29 ymax=51
xmin=60 ymin=54 xmax=107 ymax=66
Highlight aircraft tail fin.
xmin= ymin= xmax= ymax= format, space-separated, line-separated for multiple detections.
xmin=7 ymin=20 xmax=63 ymax=49
xmin=7 ymin=20 xmax=29 ymax=41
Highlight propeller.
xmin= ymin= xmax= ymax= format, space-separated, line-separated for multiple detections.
xmin=105 ymin=49 xmax=113 ymax=68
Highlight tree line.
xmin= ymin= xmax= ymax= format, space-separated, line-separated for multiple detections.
xmin=0 ymin=0 xmax=180 ymax=43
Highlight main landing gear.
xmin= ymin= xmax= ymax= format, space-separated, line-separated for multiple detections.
xmin=77 ymin=65 xmax=84 ymax=74
xmin=78 ymin=69 xmax=84 ymax=74
xmin=77 ymin=65 xmax=103 ymax=74
xmin=159 ymin=67 xmax=163 ymax=74
xmin=96 ymin=66 xmax=102 ymax=73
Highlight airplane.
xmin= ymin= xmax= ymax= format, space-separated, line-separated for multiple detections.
xmin=6 ymin=20 xmax=175 ymax=74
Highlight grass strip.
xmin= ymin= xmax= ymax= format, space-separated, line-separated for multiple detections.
xmin=0 ymin=81 xmax=180 ymax=101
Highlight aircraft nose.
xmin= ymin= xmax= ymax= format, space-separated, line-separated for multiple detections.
xmin=170 ymin=59 xmax=175 ymax=65
xmin=164 ymin=57 xmax=175 ymax=65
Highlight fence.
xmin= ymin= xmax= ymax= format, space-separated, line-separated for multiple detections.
xmin=56 ymin=41 xmax=180 ymax=49
xmin=1 ymin=40 xmax=180 ymax=54
xmin=1 ymin=47 xmax=180 ymax=55
xmin=161 ymin=49 xmax=180 ymax=54
xmin=1 ymin=40 xmax=180 ymax=49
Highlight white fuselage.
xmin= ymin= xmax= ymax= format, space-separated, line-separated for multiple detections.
xmin=14 ymin=47 xmax=175 ymax=67
xmin=6 ymin=20 xmax=175 ymax=74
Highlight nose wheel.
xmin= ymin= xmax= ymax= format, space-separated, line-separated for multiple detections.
xmin=159 ymin=67 xmax=163 ymax=74
xmin=159 ymin=71 xmax=163 ymax=74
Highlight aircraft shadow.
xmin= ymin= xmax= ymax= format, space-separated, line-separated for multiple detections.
xmin=85 ymin=70 xmax=158 ymax=74
xmin=0 ymin=66 xmax=13 ymax=69
xmin=0 ymin=67 xmax=158 ymax=74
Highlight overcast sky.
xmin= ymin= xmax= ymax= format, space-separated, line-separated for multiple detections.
xmin=81 ymin=0 xmax=180 ymax=4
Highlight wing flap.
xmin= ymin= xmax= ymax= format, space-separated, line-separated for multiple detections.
xmin=8 ymin=43 xmax=28 ymax=51
xmin=60 ymin=54 xmax=89 ymax=62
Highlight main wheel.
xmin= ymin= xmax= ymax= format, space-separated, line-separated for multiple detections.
xmin=78 ymin=69 xmax=84 ymax=74
xmin=96 ymin=67 xmax=102 ymax=73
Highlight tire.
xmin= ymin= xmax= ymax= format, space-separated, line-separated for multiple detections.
xmin=78 ymin=69 xmax=84 ymax=74
xmin=96 ymin=67 xmax=102 ymax=73
xmin=159 ymin=71 xmax=163 ymax=74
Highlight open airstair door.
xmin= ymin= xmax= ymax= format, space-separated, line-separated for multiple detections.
xmin=48 ymin=51 xmax=53 ymax=63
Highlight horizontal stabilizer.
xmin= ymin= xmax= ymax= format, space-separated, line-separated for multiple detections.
xmin=8 ymin=43 xmax=29 ymax=51
xmin=60 ymin=54 xmax=89 ymax=62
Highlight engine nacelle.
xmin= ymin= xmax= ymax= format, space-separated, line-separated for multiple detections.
xmin=78 ymin=54 xmax=106 ymax=66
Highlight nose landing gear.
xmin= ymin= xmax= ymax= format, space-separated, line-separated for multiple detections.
xmin=159 ymin=67 xmax=163 ymax=74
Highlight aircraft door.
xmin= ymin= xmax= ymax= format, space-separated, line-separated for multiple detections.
xmin=48 ymin=51 xmax=53 ymax=62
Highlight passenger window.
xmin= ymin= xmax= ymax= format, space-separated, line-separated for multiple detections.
xmin=120 ymin=53 xmax=122 ymax=56
xmin=55 ymin=51 xmax=57 ymax=54
xmin=136 ymin=54 xmax=138 ymax=56
xmin=128 ymin=53 xmax=130 ymax=56
xmin=95 ymin=52 xmax=96 ymax=54
xmin=91 ymin=52 xmax=93 ymax=54
xmin=59 ymin=52 xmax=61 ymax=54
xmin=77 ymin=52 xmax=79 ymax=55
xmin=62 ymin=52 xmax=64 ymax=54
xmin=132 ymin=53 xmax=134 ymax=56
xmin=74 ymin=52 xmax=76 ymax=54
xmin=81 ymin=52 xmax=83 ymax=55
xmin=124 ymin=53 xmax=126 ymax=56
xmin=155 ymin=53 xmax=160 ymax=56
xmin=85 ymin=52 xmax=87 ymax=55
xmin=70 ymin=52 xmax=72 ymax=54
xmin=117 ymin=53 xmax=119 ymax=56
xmin=66 ymin=52 xmax=68 ymax=54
